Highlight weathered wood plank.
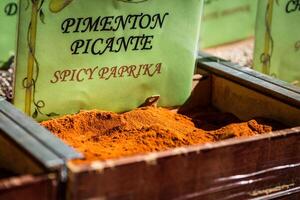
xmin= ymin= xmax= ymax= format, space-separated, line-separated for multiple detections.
xmin=0 ymin=132 xmax=45 ymax=174
xmin=197 ymin=51 xmax=300 ymax=94
xmin=0 ymin=100 xmax=83 ymax=161
xmin=197 ymin=53 xmax=300 ymax=109
xmin=0 ymin=112 xmax=63 ymax=172
xmin=0 ymin=174 xmax=58 ymax=200
xmin=211 ymin=75 xmax=300 ymax=127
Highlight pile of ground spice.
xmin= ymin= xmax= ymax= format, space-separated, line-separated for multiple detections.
xmin=0 ymin=65 xmax=14 ymax=101
xmin=41 ymin=107 xmax=277 ymax=163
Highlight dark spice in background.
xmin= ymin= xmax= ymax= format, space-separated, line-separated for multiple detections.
xmin=0 ymin=58 xmax=14 ymax=101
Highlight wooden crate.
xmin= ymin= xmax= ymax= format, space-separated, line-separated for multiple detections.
xmin=66 ymin=54 xmax=300 ymax=200
xmin=0 ymin=99 xmax=82 ymax=199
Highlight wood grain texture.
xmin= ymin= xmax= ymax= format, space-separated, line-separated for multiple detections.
xmin=67 ymin=128 xmax=300 ymax=200
xmin=0 ymin=174 xmax=58 ymax=200
xmin=197 ymin=53 xmax=300 ymax=109
xmin=0 ymin=132 xmax=44 ymax=174
xmin=211 ymin=75 xmax=300 ymax=127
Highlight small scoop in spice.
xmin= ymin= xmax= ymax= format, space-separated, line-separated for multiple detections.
xmin=139 ymin=95 xmax=160 ymax=107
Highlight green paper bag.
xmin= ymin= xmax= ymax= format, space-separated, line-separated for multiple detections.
xmin=200 ymin=0 xmax=257 ymax=48
xmin=0 ymin=0 xmax=18 ymax=69
xmin=14 ymin=0 xmax=203 ymax=121
xmin=253 ymin=0 xmax=300 ymax=86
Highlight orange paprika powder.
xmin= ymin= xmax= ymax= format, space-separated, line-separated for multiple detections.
xmin=41 ymin=106 xmax=280 ymax=163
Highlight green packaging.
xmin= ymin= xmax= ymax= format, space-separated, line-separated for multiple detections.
xmin=14 ymin=0 xmax=203 ymax=121
xmin=253 ymin=0 xmax=300 ymax=86
xmin=0 ymin=0 xmax=18 ymax=69
xmin=200 ymin=0 xmax=257 ymax=48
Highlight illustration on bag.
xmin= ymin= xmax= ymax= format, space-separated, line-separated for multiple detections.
xmin=23 ymin=0 xmax=76 ymax=118
xmin=254 ymin=0 xmax=300 ymax=86
xmin=258 ymin=0 xmax=274 ymax=75
xmin=0 ymin=1 xmax=18 ymax=70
